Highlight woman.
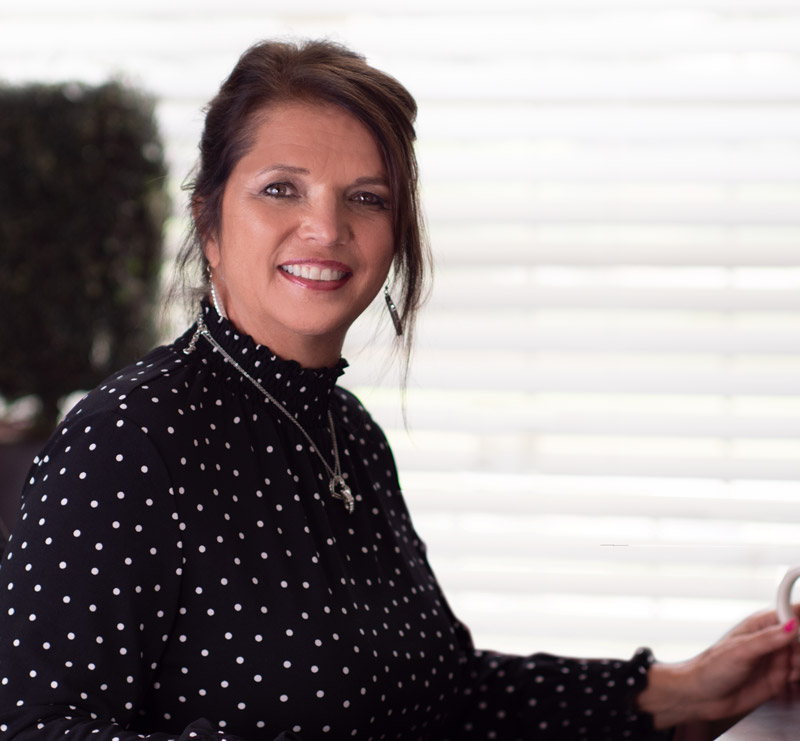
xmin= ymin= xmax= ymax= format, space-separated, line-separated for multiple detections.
xmin=0 ymin=39 xmax=798 ymax=741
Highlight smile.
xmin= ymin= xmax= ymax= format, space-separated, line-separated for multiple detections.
xmin=280 ymin=264 xmax=349 ymax=282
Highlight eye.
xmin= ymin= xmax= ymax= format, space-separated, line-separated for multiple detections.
xmin=351 ymin=191 xmax=389 ymax=209
xmin=262 ymin=182 xmax=295 ymax=198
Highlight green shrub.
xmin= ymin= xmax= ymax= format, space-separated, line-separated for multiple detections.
xmin=0 ymin=80 xmax=169 ymax=437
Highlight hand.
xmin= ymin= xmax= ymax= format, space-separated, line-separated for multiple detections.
xmin=637 ymin=604 xmax=800 ymax=730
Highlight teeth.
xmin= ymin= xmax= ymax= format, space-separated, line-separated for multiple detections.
xmin=281 ymin=264 xmax=346 ymax=281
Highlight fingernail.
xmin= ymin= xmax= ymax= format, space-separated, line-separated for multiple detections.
xmin=784 ymin=618 xmax=797 ymax=633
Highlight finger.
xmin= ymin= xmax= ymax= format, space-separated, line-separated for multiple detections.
xmin=727 ymin=608 xmax=784 ymax=636
xmin=776 ymin=604 xmax=800 ymax=627
xmin=759 ymin=603 xmax=800 ymax=627
xmin=790 ymin=643 xmax=800 ymax=682
xmin=729 ymin=618 xmax=798 ymax=663
xmin=781 ymin=617 xmax=798 ymax=636
xmin=730 ymin=604 xmax=800 ymax=637
xmin=764 ymin=648 xmax=796 ymax=698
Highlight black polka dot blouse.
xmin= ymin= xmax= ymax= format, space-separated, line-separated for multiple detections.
xmin=0 ymin=304 xmax=668 ymax=740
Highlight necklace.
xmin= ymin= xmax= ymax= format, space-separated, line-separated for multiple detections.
xmin=184 ymin=312 xmax=355 ymax=514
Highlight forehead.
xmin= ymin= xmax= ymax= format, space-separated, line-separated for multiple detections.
xmin=241 ymin=101 xmax=386 ymax=174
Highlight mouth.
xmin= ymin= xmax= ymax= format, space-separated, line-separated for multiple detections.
xmin=280 ymin=263 xmax=349 ymax=282
xmin=278 ymin=261 xmax=352 ymax=291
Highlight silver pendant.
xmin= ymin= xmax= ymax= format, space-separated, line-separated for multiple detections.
xmin=330 ymin=474 xmax=354 ymax=514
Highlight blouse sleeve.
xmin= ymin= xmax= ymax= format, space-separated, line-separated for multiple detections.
xmin=0 ymin=410 xmax=287 ymax=741
xmin=452 ymin=637 xmax=673 ymax=740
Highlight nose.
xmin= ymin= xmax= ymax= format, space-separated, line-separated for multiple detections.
xmin=297 ymin=195 xmax=349 ymax=247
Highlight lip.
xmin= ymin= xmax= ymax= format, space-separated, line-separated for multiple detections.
xmin=278 ymin=259 xmax=352 ymax=292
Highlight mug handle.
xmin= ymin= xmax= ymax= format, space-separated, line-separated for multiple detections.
xmin=777 ymin=566 xmax=800 ymax=624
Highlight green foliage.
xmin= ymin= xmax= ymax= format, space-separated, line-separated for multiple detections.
xmin=0 ymin=80 xmax=169 ymax=436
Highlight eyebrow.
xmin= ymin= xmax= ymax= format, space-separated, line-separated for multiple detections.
xmin=257 ymin=164 xmax=309 ymax=177
xmin=352 ymin=175 xmax=390 ymax=189
xmin=257 ymin=165 xmax=390 ymax=189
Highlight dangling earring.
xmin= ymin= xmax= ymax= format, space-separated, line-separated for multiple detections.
xmin=384 ymin=284 xmax=403 ymax=336
xmin=207 ymin=264 xmax=227 ymax=319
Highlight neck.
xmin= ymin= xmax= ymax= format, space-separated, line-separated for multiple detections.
xmin=274 ymin=340 xmax=343 ymax=370
xmin=221 ymin=311 xmax=344 ymax=370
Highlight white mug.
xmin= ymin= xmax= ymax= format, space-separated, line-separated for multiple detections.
xmin=777 ymin=566 xmax=800 ymax=624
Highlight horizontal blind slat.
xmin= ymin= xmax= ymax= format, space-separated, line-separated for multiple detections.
xmin=424 ymin=190 xmax=800 ymax=224
xmin=344 ymin=353 xmax=800 ymax=394
xmin=426 ymin=285 xmax=800 ymax=311
xmin=402 ymin=488 xmax=800 ymax=520
xmin=434 ymin=568 xmax=778 ymax=601
xmin=420 ymin=146 xmax=800 ymax=183
xmin=9 ymin=0 xmax=800 ymax=13
xmin=363 ymin=406 xmax=800 ymax=439
xmin=418 ymin=104 xmax=800 ymax=140
xmin=390 ymin=449 xmax=800 ymax=480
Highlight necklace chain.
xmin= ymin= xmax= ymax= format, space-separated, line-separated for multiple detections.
xmin=184 ymin=313 xmax=354 ymax=514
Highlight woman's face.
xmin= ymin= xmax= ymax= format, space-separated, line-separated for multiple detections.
xmin=205 ymin=101 xmax=395 ymax=367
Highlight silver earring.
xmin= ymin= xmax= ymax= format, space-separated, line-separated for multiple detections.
xmin=384 ymin=285 xmax=403 ymax=336
xmin=207 ymin=264 xmax=227 ymax=319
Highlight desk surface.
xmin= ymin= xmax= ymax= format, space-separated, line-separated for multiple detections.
xmin=717 ymin=685 xmax=800 ymax=740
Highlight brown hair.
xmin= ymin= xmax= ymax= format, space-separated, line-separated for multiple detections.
xmin=175 ymin=38 xmax=430 ymax=371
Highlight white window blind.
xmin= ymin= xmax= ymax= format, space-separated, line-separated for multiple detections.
xmin=3 ymin=0 xmax=800 ymax=663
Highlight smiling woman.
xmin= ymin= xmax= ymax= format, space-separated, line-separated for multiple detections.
xmin=0 ymin=37 xmax=799 ymax=741
xmin=181 ymin=39 xmax=427 ymax=377
xmin=204 ymin=102 xmax=395 ymax=368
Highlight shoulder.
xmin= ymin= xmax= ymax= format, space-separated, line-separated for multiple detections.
xmin=59 ymin=324 xmax=225 ymax=447
xmin=332 ymin=385 xmax=387 ymax=440
xmin=65 ymin=342 xmax=189 ymax=423
xmin=26 ymin=336 xmax=204 ymax=498
xmin=12 ymin=394 xmax=182 ymax=574
xmin=332 ymin=385 xmax=367 ymax=417
xmin=332 ymin=385 xmax=400 ymax=481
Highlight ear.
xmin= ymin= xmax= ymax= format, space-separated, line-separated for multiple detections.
xmin=194 ymin=197 xmax=221 ymax=270
xmin=204 ymin=237 xmax=221 ymax=271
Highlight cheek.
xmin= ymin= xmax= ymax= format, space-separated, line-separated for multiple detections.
xmin=218 ymin=224 xmax=270 ymax=277
xmin=382 ymin=249 xmax=395 ymax=281
xmin=368 ymin=249 xmax=393 ymax=293
xmin=376 ymin=224 xmax=396 ymax=275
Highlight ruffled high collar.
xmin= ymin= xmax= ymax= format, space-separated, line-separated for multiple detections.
xmin=177 ymin=301 xmax=347 ymax=428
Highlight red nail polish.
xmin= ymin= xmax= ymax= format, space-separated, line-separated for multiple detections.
xmin=784 ymin=618 xmax=797 ymax=633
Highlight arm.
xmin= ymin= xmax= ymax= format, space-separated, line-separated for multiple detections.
xmin=454 ymin=647 xmax=666 ymax=740
xmin=637 ymin=608 xmax=800 ymax=730
xmin=0 ymin=411 xmax=250 ymax=740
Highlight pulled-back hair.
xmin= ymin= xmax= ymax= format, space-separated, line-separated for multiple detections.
xmin=175 ymin=38 xmax=430 ymax=370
